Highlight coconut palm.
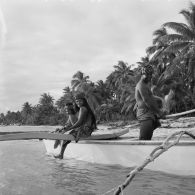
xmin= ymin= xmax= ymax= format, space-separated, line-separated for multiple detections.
xmin=79 ymin=82 xmax=102 ymax=112
xmin=106 ymin=61 xmax=134 ymax=102
xmin=137 ymin=56 xmax=150 ymax=67
xmin=96 ymin=80 xmax=111 ymax=102
xmin=113 ymin=61 xmax=134 ymax=87
xmin=120 ymin=83 xmax=136 ymax=116
xmin=71 ymin=71 xmax=90 ymax=91
xmin=35 ymin=93 xmax=58 ymax=125
xmin=55 ymin=86 xmax=74 ymax=111
xmin=72 ymin=75 xmax=102 ymax=112
xmin=146 ymin=27 xmax=168 ymax=59
xmin=21 ymin=102 xmax=33 ymax=116
xmin=39 ymin=93 xmax=54 ymax=107
xmin=159 ymin=2 xmax=195 ymax=93
xmin=106 ymin=61 xmax=136 ymax=117
xmin=21 ymin=102 xmax=33 ymax=124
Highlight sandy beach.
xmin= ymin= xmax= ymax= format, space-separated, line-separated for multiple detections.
xmin=1 ymin=117 xmax=195 ymax=141
xmin=96 ymin=117 xmax=195 ymax=141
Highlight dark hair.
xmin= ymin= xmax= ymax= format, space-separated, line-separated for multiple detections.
xmin=65 ymin=102 xmax=77 ymax=115
xmin=141 ymin=64 xmax=153 ymax=75
xmin=76 ymin=97 xmax=97 ymax=129
xmin=73 ymin=102 xmax=80 ymax=113
xmin=65 ymin=102 xmax=73 ymax=106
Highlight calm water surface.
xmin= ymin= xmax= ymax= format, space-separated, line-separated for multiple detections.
xmin=0 ymin=126 xmax=195 ymax=195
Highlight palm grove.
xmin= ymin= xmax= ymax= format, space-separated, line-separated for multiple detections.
xmin=1 ymin=3 xmax=195 ymax=125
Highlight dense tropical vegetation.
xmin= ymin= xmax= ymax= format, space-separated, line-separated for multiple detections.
xmin=1 ymin=2 xmax=195 ymax=125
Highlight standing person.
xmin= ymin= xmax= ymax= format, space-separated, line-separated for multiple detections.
xmin=135 ymin=64 xmax=165 ymax=140
xmin=54 ymin=93 xmax=97 ymax=159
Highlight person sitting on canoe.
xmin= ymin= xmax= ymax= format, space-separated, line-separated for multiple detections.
xmin=53 ymin=102 xmax=79 ymax=148
xmin=135 ymin=64 xmax=165 ymax=140
xmin=54 ymin=92 xmax=97 ymax=159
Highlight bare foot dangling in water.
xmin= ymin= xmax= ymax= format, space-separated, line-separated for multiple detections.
xmin=54 ymin=154 xmax=63 ymax=159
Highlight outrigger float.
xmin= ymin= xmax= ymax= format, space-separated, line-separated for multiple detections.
xmin=0 ymin=109 xmax=195 ymax=176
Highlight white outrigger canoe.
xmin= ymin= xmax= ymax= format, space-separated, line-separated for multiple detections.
xmin=0 ymin=125 xmax=195 ymax=176
xmin=43 ymin=128 xmax=195 ymax=176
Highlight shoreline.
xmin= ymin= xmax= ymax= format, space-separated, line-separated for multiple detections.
xmin=1 ymin=117 xmax=195 ymax=140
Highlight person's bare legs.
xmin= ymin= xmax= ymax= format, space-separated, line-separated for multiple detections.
xmin=54 ymin=140 xmax=61 ymax=149
xmin=139 ymin=119 xmax=155 ymax=140
xmin=54 ymin=140 xmax=71 ymax=159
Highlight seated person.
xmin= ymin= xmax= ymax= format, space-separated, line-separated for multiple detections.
xmin=53 ymin=102 xmax=78 ymax=148
xmin=54 ymin=93 xmax=97 ymax=159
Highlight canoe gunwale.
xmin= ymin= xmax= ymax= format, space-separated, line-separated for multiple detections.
xmin=73 ymin=139 xmax=195 ymax=146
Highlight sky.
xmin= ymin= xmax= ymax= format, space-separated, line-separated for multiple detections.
xmin=0 ymin=0 xmax=193 ymax=113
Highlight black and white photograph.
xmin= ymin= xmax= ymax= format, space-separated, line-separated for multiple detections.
xmin=0 ymin=0 xmax=195 ymax=194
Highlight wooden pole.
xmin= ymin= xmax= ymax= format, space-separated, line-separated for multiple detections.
xmin=165 ymin=109 xmax=195 ymax=118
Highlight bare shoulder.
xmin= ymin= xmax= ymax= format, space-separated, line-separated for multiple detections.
xmin=79 ymin=106 xmax=88 ymax=113
xmin=136 ymin=79 xmax=144 ymax=90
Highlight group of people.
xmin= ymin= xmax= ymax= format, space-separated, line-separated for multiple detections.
xmin=53 ymin=64 xmax=165 ymax=159
xmin=53 ymin=93 xmax=97 ymax=159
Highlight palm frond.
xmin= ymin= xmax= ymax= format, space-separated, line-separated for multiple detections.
xmin=163 ymin=42 xmax=190 ymax=54
xmin=180 ymin=9 xmax=194 ymax=30
xmin=71 ymin=79 xmax=80 ymax=89
xmin=159 ymin=34 xmax=191 ymax=44
xmin=146 ymin=45 xmax=157 ymax=55
xmin=153 ymin=27 xmax=167 ymax=37
xmin=163 ymin=22 xmax=195 ymax=39
xmin=153 ymin=27 xmax=167 ymax=44
xmin=150 ymin=47 xmax=166 ymax=61
xmin=189 ymin=2 xmax=195 ymax=31
xmin=72 ymin=71 xmax=83 ymax=79
xmin=171 ymin=43 xmax=194 ymax=64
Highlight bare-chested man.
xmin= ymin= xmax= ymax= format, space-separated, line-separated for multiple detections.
xmin=135 ymin=64 xmax=165 ymax=140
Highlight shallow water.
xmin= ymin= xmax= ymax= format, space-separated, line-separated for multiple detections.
xmin=0 ymin=126 xmax=195 ymax=195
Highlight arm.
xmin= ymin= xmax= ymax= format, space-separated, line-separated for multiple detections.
xmin=138 ymin=82 xmax=161 ymax=115
xmin=68 ymin=107 xmax=87 ymax=130
xmin=65 ymin=117 xmax=72 ymax=127
xmin=58 ymin=117 xmax=73 ymax=133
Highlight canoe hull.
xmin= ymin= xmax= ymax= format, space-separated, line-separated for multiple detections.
xmin=44 ymin=139 xmax=195 ymax=176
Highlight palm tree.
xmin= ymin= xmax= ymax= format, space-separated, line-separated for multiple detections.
xmin=85 ymin=84 xmax=102 ymax=112
xmin=71 ymin=71 xmax=90 ymax=91
xmin=35 ymin=93 xmax=58 ymax=125
xmin=137 ymin=56 xmax=150 ymax=67
xmin=71 ymin=72 xmax=103 ymax=112
xmin=39 ymin=93 xmax=54 ymax=107
xmin=63 ymin=86 xmax=72 ymax=94
xmin=21 ymin=102 xmax=33 ymax=124
xmin=159 ymin=2 xmax=195 ymax=93
xmin=106 ymin=61 xmax=136 ymax=117
xmin=96 ymin=80 xmax=111 ymax=103
xmin=146 ymin=27 xmax=168 ymax=60
xmin=106 ymin=61 xmax=134 ymax=101
xmin=22 ymin=102 xmax=32 ymax=115
xmin=113 ymin=61 xmax=134 ymax=87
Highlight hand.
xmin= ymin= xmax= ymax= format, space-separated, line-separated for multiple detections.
xmin=52 ymin=128 xmax=60 ymax=133
xmin=158 ymin=110 xmax=167 ymax=119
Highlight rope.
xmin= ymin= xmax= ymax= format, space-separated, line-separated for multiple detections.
xmin=102 ymin=130 xmax=195 ymax=195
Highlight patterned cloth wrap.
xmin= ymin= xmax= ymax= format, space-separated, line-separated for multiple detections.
xmin=136 ymin=107 xmax=161 ymax=129
xmin=69 ymin=125 xmax=94 ymax=142
xmin=136 ymin=107 xmax=155 ymax=121
xmin=56 ymin=124 xmax=94 ymax=143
